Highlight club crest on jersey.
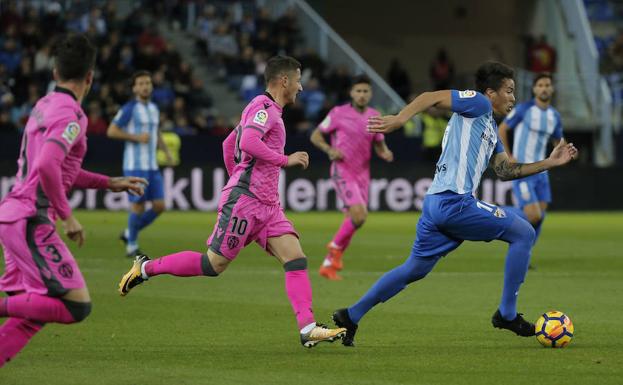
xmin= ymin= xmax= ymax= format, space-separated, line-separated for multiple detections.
xmin=458 ymin=90 xmax=476 ymax=98
xmin=61 ymin=122 xmax=80 ymax=144
xmin=227 ymin=235 xmax=240 ymax=249
xmin=253 ymin=110 xmax=268 ymax=126
xmin=494 ymin=207 xmax=507 ymax=218
xmin=320 ymin=116 xmax=331 ymax=129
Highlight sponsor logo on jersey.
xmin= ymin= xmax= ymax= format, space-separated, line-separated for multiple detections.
xmin=435 ymin=163 xmax=447 ymax=173
xmin=458 ymin=90 xmax=476 ymax=98
xmin=253 ymin=110 xmax=268 ymax=126
xmin=61 ymin=122 xmax=80 ymax=144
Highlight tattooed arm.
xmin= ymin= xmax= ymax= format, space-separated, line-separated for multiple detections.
xmin=491 ymin=141 xmax=578 ymax=181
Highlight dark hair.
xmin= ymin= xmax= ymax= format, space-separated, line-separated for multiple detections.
xmin=532 ymin=72 xmax=553 ymax=86
xmin=131 ymin=70 xmax=152 ymax=86
xmin=474 ymin=61 xmax=514 ymax=94
xmin=52 ymin=33 xmax=96 ymax=81
xmin=264 ymin=55 xmax=301 ymax=84
xmin=351 ymin=74 xmax=371 ymax=87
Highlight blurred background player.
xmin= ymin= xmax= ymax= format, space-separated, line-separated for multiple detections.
xmin=332 ymin=62 xmax=578 ymax=347
xmin=0 ymin=34 xmax=146 ymax=367
xmin=118 ymin=56 xmax=346 ymax=348
xmin=310 ymin=75 xmax=393 ymax=280
xmin=107 ymin=71 xmax=173 ymax=257
xmin=498 ymin=73 xmax=563 ymax=269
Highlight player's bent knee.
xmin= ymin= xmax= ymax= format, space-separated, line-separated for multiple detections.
xmin=515 ymin=218 xmax=536 ymax=244
xmin=206 ymin=249 xmax=230 ymax=275
xmin=61 ymin=299 xmax=92 ymax=323
xmin=283 ymin=257 xmax=307 ymax=271
xmin=152 ymin=201 xmax=166 ymax=214
xmin=526 ymin=213 xmax=542 ymax=226
xmin=352 ymin=216 xmax=366 ymax=228
xmin=350 ymin=207 xmax=368 ymax=227
xmin=131 ymin=203 xmax=146 ymax=214
xmin=404 ymin=255 xmax=439 ymax=283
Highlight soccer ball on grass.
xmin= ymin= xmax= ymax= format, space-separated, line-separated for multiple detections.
xmin=535 ymin=310 xmax=574 ymax=348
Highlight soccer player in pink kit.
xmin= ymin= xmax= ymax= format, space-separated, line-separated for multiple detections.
xmin=0 ymin=34 xmax=146 ymax=367
xmin=118 ymin=56 xmax=346 ymax=348
xmin=310 ymin=75 xmax=394 ymax=280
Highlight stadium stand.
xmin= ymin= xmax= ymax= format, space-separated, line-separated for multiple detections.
xmin=0 ymin=1 xmax=216 ymax=137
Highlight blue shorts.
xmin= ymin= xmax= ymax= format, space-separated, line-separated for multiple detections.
xmin=411 ymin=192 xmax=516 ymax=259
xmin=123 ymin=169 xmax=164 ymax=203
xmin=511 ymin=172 xmax=551 ymax=208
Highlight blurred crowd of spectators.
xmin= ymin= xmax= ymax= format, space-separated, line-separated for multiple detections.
xmin=0 ymin=0 xmax=372 ymax=138
xmin=150 ymin=0 xmax=362 ymax=136
xmin=0 ymin=0 xmax=217 ymax=137
xmin=584 ymin=0 xmax=623 ymax=73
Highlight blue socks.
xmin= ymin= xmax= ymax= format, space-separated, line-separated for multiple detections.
xmin=503 ymin=205 xmax=546 ymax=245
xmin=127 ymin=209 xmax=161 ymax=247
xmin=137 ymin=209 xmax=159 ymax=231
xmin=497 ymin=216 xmax=536 ymax=320
xmin=348 ymin=255 xmax=441 ymax=324
xmin=533 ymin=211 xmax=545 ymax=244
xmin=347 ymin=208 xmax=538 ymax=325
xmin=127 ymin=212 xmax=141 ymax=246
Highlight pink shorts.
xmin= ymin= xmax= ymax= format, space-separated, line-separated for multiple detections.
xmin=0 ymin=218 xmax=86 ymax=297
xmin=332 ymin=175 xmax=369 ymax=209
xmin=207 ymin=188 xmax=298 ymax=260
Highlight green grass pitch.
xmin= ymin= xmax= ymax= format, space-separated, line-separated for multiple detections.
xmin=1 ymin=211 xmax=622 ymax=384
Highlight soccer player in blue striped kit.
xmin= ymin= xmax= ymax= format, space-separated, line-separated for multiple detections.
xmin=498 ymin=73 xmax=563 ymax=269
xmin=332 ymin=62 xmax=578 ymax=346
xmin=107 ymin=71 xmax=173 ymax=257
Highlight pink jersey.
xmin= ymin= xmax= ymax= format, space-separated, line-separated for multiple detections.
xmin=223 ymin=93 xmax=288 ymax=205
xmin=0 ymin=87 xmax=88 ymax=223
xmin=318 ymin=104 xmax=384 ymax=180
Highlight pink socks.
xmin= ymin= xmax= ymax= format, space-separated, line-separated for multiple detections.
xmin=332 ymin=217 xmax=358 ymax=249
xmin=144 ymin=251 xmax=205 ymax=277
xmin=0 ymin=318 xmax=43 ymax=367
xmin=284 ymin=259 xmax=315 ymax=331
xmin=0 ymin=294 xmax=75 ymax=324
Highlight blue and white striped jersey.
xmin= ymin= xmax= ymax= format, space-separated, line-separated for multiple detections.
xmin=428 ymin=90 xmax=505 ymax=195
xmin=504 ymin=100 xmax=563 ymax=163
xmin=112 ymin=100 xmax=160 ymax=171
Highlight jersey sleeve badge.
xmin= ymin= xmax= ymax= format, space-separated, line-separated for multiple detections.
xmin=458 ymin=90 xmax=477 ymax=98
xmin=253 ymin=109 xmax=268 ymax=126
xmin=61 ymin=121 xmax=81 ymax=144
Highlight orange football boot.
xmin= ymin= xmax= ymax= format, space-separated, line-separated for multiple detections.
xmin=326 ymin=243 xmax=344 ymax=271
xmin=319 ymin=265 xmax=342 ymax=280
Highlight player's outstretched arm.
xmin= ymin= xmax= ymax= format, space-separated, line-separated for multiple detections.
xmin=286 ymin=152 xmax=309 ymax=169
xmin=239 ymin=125 xmax=289 ymax=167
xmin=491 ymin=141 xmax=578 ymax=181
xmin=106 ymin=123 xmax=149 ymax=143
xmin=108 ymin=176 xmax=148 ymax=196
xmin=73 ymin=169 xmax=148 ymax=196
xmin=368 ymin=90 xmax=452 ymax=134
xmin=310 ymin=128 xmax=343 ymax=161
xmin=497 ymin=121 xmax=515 ymax=162
xmin=36 ymin=141 xmax=86 ymax=246
xmin=222 ymin=129 xmax=237 ymax=176
xmin=373 ymin=140 xmax=394 ymax=162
